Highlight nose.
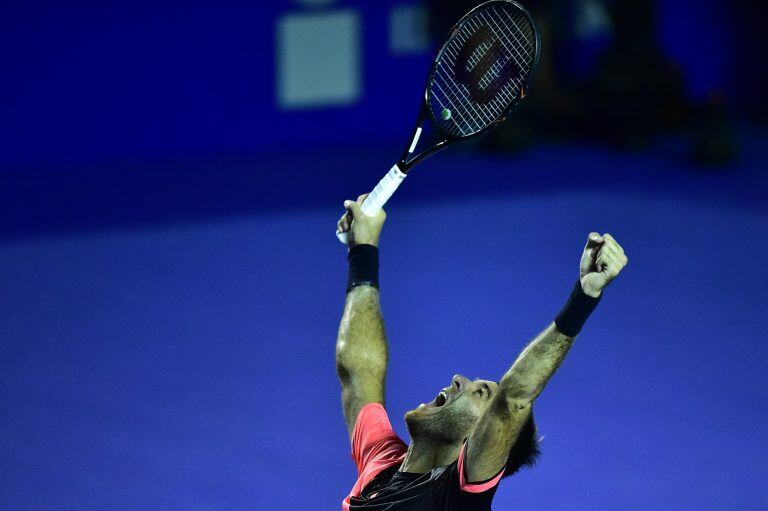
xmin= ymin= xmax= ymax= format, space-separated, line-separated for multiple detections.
xmin=452 ymin=374 xmax=470 ymax=393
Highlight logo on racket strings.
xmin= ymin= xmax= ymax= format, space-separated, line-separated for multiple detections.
xmin=454 ymin=27 xmax=520 ymax=105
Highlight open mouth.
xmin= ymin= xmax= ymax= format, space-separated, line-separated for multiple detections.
xmin=420 ymin=389 xmax=450 ymax=410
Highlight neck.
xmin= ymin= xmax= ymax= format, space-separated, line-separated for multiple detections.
xmin=399 ymin=438 xmax=463 ymax=474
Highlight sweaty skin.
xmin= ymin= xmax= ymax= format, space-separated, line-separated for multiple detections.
xmin=335 ymin=198 xmax=628 ymax=482
xmin=336 ymin=284 xmax=387 ymax=439
xmin=336 ymin=194 xmax=388 ymax=439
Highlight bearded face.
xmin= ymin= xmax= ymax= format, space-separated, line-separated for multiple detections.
xmin=404 ymin=374 xmax=499 ymax=444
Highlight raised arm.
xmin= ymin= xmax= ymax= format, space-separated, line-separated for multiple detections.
xmin=335 ymin=195 xmax=389 ymax=439
xmin=465 ymin=233 xmax=629 ymax=482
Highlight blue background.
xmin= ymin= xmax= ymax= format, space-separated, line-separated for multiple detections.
xmin=0 ymin=0 xmax=748 ymax=170
xmin=2 ymin=1 xmax=767 ymax=510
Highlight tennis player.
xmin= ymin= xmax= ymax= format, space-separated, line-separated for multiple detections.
xmin=336 ymin=195 xmax=628 ymax=510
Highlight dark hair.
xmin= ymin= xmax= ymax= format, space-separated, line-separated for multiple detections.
xmin=502 ymin=408 xmax=542 ymax=478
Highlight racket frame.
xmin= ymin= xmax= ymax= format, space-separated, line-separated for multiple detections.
xmin=337 ymin=0 xmax=541 ymax=244
xmin=398 ymin=0 xmax=541 ymax=173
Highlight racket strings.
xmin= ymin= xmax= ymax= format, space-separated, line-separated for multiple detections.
xmin=457 ymin=9 xmax=534 ymax=99
xmin=441 ymin=11 xmax=533 ymax=129
xmin=429 ymin=2 xmax=537 ymax=138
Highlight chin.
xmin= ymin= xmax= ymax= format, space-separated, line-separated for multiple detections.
xmin=405 ymin=407 xmax=458 ymax=443
xmin=404 ymin=408 xmax=430 ymax=440
xmin=403 ymin=407 xmax=422 ymax=429
xmin=404 ymin=405 xmax=431 ymax=427
xmin=405 ymin=404 xmax=479 ymax=444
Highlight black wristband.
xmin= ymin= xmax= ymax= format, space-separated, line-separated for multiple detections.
xmin=346 ymin=244 xmax=379 ymax=293
xmin=554 ymin=280 xmax=601 ymax=337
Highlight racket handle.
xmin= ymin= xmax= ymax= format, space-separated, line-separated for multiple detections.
xmin=336 ymin=164 xmax=407 ymax=245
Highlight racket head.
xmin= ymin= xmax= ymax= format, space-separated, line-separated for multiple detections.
xmin=424 ymin=0 xmax=541 ymax=140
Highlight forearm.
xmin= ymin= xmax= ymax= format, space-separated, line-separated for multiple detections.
xmin=500 ymin=280 xmax=601 ymax=404
xmin=335 ymin=242 xmax=388 ymax=437
xmin=335 ymin=285 xmax=389 ymax=373
xmin=499 ymin=322 xmax=573 ymax=404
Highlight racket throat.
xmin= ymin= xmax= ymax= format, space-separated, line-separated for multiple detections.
xmin=408 ymin=127 xmax=423 ymax=154
xmin=399 ymin=116 xmax=449 ymax=171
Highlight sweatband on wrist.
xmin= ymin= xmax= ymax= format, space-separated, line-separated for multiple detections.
xmin=346 ymin=244 xmax=379 ymax=293
xmin=554 ymin=280 xmax=601 ymax=337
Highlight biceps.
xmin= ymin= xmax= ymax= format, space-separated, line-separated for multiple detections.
xmin=465 ymin=398 xmax=532 ymax=482
xmin=339 ymin=369 xmax=385 ymax=438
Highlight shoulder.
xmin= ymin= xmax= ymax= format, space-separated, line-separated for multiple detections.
xmin=350 ymin=403 xmax=407 ymax=477
xmin=352 ymin=403 xmax=398 ymax=444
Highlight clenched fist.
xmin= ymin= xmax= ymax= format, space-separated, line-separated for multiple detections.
xmin=336 ymin=194 xmax=386 ymax=249
xmin=579 ymin=233 xmax=628 ymax=298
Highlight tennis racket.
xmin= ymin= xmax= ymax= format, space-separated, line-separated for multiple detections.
xmin=336 ymin=0 xmax=541 ymax=244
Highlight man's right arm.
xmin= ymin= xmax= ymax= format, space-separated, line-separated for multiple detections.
xmin=335 ymin=196 xmax=389 ymax=439
xmin=336 ymin=285 xmax=388 ymax=439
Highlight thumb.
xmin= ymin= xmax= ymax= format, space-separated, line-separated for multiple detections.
xmin=580 ymin=232 xmax=603 ymax=277
xmin=585 ymin=232 xmax=604 ymax=250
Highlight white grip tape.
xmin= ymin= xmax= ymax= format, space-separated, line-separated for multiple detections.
xmin=361 ymin=164 xmax=406 ymax=215
xmin=335 ymin=164 xmax=406 ymax=245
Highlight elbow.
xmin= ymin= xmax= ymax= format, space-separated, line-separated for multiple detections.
xmin=335 ymin=349 xmax=351 ymax=379
xmin=335 ymin=348 xmax=386 ymax=380
xmin=335 ymin=339 xmax=351 ymax=370
xmin=335 ymin=343 xmax=355 ymax=372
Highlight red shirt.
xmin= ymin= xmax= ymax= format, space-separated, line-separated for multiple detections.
xmin=342 ymin=403 xmax=504 ymax=511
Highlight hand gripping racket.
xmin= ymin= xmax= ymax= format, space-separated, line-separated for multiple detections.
xmin=336 ymin=0 xmax=541 ymax=244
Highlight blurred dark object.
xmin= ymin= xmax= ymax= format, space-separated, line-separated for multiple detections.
xmin=729 ymin=1 xmax=768 ymax=124
xmin=690 ymin=93 xmax=738 ymax=167
xmin=425 ymin=0 xmax=482 ymax=39
xmin=563 ymin=2 xmax=690 ymax=149
xmin=425 ymin=0 xmax=739 ymax=166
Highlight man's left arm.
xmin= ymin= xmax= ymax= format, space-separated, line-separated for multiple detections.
xmin=465 ymin=233 xmax=629 ymax=482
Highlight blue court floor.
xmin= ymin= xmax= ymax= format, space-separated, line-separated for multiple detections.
xmin=1 ymin=131 xmax=767 ymax=510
